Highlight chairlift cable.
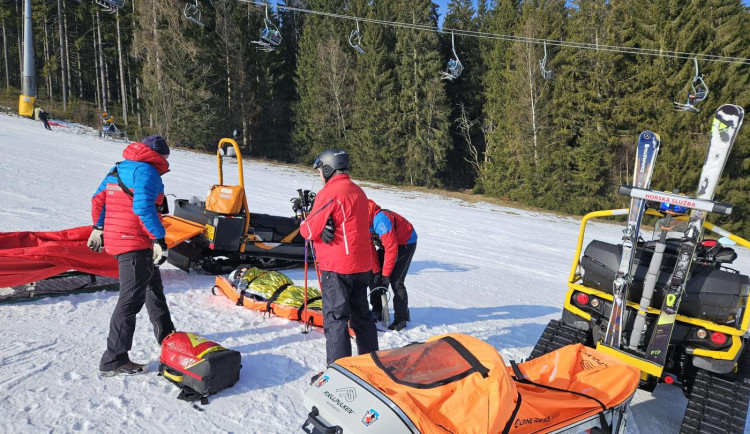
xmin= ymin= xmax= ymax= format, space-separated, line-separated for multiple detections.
xmin=237 ymin=0 xmax=750 ymax=65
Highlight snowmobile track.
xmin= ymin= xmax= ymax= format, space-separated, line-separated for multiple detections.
xmin=680 ymin=346 xmax=750 ymax=433
xmin=528 ymin=319 xmax=590 ymax=360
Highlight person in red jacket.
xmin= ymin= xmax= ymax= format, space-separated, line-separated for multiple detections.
xmin=88 ymin=135 xmax=175 ymax=376
xmin=368 ymin=200 xmax=418 ymax=331
xmin=299 ymin=149 xmax=378 ymax=371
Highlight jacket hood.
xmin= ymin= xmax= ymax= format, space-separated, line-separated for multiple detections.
xmin=122 ymin=142 xmax=170 ymax=175
xmin=368 ymin=199 xmax=381 ymax=223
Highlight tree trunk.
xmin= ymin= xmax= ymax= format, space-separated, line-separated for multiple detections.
xmin=75 ymin=46 xmax=83 ymax=99
xmin=2 ymin=18 xmax=9 ymax=90
xmin=63 ymin=1 xmax=71 ymax=99
xmin=136 ymin=77 xmax=142 ymax=127
xmin=96 ymin=11 xmax=107 ymax=112
xmin=42 ymin=6 xmax=52 ymax=99
xmin=116 ymin=11 xmax=127 ymax=126
xmin=15 ymin=0 xmax=21 ymax=80
xmin=93 ymin=12 xmax=100 ymax=111
xmin=57 ymin=0 xmax=67 ymax=110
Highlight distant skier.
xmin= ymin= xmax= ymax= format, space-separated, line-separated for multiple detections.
xmin=38 ymin=109 xmax=51 ymax=130
xmin=367 ymin=200 xmax=417 ymax=331
xmin=88 ymin=135 xmax=176 ymax=376
xmin=299 ymin=149 xmax=378 ymax=375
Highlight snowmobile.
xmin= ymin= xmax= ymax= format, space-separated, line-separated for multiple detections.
xmin=302 ymin=333 xmax=639 ymax=434
xmin=530 ymin=204 xmax=750 ymax=433
xmin=163 ymin=138 xmax=309 ymax=274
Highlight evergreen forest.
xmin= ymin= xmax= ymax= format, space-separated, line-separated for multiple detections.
xmin=1 ymin=0 xmax=749 ymax=236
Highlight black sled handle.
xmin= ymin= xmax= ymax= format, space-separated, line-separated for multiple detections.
xmin=618 ymin=185 xmax=732 ymax=215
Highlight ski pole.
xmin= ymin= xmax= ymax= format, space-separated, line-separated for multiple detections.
xmin=302 ymin=239 xmax=310 ymax=335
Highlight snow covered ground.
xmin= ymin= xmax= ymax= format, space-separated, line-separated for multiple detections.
xmin=0 ymin=113 xmax=748 ymax=433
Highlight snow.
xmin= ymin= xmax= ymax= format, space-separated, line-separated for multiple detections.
xmin=1 ymin=112 xmax=748 ymax=433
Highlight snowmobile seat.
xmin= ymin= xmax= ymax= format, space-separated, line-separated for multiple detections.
xmin=581 ymin=239 xmax=750 ymax=323
xmin=248 ymin=213 xmax=301 ymax=243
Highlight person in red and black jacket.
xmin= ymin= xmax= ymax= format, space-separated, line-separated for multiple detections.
xmin=299 ymin=149 xmax=378 ymax=370
xmin=368 ymin=200 xmax=417 ymax=331
xmin=88 ymin=135 xmax=175 ymax=376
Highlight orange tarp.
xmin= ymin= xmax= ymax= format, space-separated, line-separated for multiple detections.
xmin=336 ymin=334 xmax=639 ymax=434
xmin=163 ymin=215 xmax=205 ymax=248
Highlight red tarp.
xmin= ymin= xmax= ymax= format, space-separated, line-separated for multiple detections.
xmin=0 ymin=226 xmax=119 ymax=287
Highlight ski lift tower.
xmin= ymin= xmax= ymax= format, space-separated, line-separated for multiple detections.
xmin=18 ymin=0 xmax=36 ymax=117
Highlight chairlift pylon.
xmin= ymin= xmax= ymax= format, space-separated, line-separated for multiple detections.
xmin=251 ymin=3 xmax=282 ymax=52
xmin=539 ymin=40 xmax=553 ymax=80
xmin=440 ymin=31 xmax=463 ymax=81
xmin=94 ymin=0 xmax=125 ymax=13
xmin=673 ymin=57 xmax=709 ymax=113
xmin=349 ymin=20 xmax=365 ymax=55
xmin=183 ymin=0 xmax=205 ymax=27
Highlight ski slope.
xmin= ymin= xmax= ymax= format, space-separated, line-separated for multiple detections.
xmin=0 ymin=113 xmax=748 ymax=433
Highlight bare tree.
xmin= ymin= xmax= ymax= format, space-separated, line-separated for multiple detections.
xmin=317 ymin=37 xmax=353 ymax=141
xmin=56 ymin=0 xmax=67 ymax=110
xmin=2 ymin=16 xmax=9 ymax=89
xmin=116 ymin=10 xmax=127 ymax=126
xmin=96 ymin=10 xmax=107 ymax=112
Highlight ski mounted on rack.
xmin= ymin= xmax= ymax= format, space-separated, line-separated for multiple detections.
xmin=602 ymin=131 xmax=661 ymax=349
xmin=644 ymin=104 xmax=744 ymax=365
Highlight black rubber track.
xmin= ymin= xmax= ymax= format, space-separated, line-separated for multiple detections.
xmin=529 ymin=319 xmax=591 ymax=360
xmin=680 ymin=345 xmax=750 ymax=434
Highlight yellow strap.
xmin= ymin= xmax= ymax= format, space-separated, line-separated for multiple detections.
xmin=163 ymin=370 xmax=184 ymax=382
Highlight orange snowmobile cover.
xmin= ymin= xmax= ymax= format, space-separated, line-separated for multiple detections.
xmin=163 ymin=215 xmax=205 ymax=248
xmin=335 ymin=334 xmax=639 ymax=434
xmin=213 ymin=275 xmax=325 ymax=329
xmin=0 ymin=226 xmax=119 ymax=287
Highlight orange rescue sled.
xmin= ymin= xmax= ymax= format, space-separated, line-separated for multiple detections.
xmin=302 ymin=334 xmax=639 ymax=434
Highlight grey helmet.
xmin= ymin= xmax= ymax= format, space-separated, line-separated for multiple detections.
xmin=313 ymin=149 xmax=350 ymax=182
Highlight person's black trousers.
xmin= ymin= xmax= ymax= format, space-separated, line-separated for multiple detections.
xmin=321 ymin=270 xmax=378 ymax=366
xmin=99 ymin=249 xmax=175 ymax=371
xmin=370 ymin=242 xmax=416 ymax=322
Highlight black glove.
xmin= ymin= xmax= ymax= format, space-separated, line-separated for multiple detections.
xmin=153 ymin=238 xmax=168 ymax=266
xmin=370 ymin=273 xmax=382 ymax=289
xmin=321 ymin=216 xmax=335 ymax=244
xmin=381 ymin=275 xmax=391 ymax=288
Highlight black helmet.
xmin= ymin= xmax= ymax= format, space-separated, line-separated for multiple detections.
xmin=313 ymin=149 xmax=350 ymax=181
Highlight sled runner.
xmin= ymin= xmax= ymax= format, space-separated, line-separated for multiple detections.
xmin=0 ymin=226 xmax=119 ymax=303
xmin=302 ymin=334 xmax=639 ymax=434
xmin=164 ymin=138 xmax=309 ymax=274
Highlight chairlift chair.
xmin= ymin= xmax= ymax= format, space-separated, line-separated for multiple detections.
xmin=539 ymin=40 xmax=553 ymax=80
xmin=440 ymin=31 xmax=463 ymax=81
xmin=251 ymin=3 xmax=282 ymax=51
xmin=94 ymin=0 xmax=125 ymax=12
xmin=349 ymin=20 xmax=365 ymax=55
xmin=184 ymin=0 xmax=205 ymax=27
xmin=674 ymin=58 xmax=709 ymax=113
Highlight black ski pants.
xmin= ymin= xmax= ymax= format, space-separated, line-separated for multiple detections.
xmin=370 ymin=243 xmax=416 ymax=322
xmin=321 ymin=270 xmax=378 ymax=366
xmin=100 ymin=249 xmax=175 ymax=371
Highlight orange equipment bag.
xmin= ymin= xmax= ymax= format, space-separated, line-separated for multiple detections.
xmin=302 ymin=334 xmax=639 ymax=434
xmin=205 ymin=185 xmax=245 ymax=215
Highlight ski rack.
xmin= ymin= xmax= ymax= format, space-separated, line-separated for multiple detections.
xmin=673 ymin=58 xmax=709 ymax=113
xmin=539 ymin=40 xmax=552 ymax=80
xmin=440 ymin=31 xmax=463 ymax=81
xmin=618 ymin=185 xmax=733 ymax=216
xmin=251 ymin=3 xmax=282 ymax=52
xmin=348 ymin=20 xmax=365 ymax=54
xmin=184 ymin=0 xmax=205 ymax=27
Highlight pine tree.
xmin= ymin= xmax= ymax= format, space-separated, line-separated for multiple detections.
xmin=392 ymin=0 xmax=452 ymax=186
xmin=348 ymin=0 xmax=403 ymax=183
xmin=442 ymin=0 xmax=483 ymax=189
